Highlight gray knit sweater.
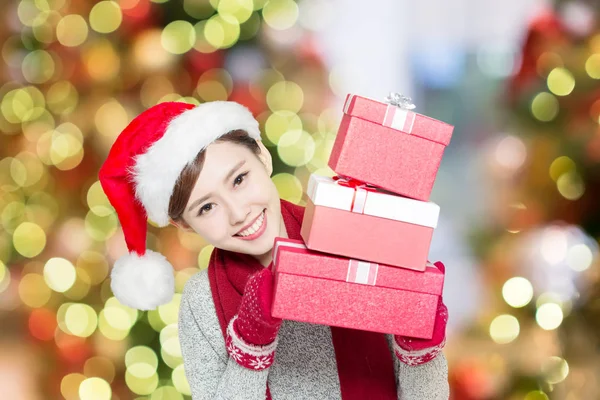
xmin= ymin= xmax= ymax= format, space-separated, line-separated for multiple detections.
xmin=178 ymin=269 xmax=450 ymax=400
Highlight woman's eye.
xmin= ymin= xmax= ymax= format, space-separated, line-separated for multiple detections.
xmin=197 ymin=204 xmax=213 ymax=216
xmin=234 ymin=172 xmax=249 ymax=186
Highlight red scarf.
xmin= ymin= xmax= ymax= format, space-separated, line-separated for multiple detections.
xmin=208 ymin=199 xmax=397 ymax=399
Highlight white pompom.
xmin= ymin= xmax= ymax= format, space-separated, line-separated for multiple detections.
xmin=110 ymin=250 xmax=175 ymax=310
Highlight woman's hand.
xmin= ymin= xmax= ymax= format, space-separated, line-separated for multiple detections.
xmin=233 ymin=267 xmax=283 ymax=346
xmin=393 ymin=261 xmax=448 ymax=366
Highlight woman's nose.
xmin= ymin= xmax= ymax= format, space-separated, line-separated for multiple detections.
xmin=226 ymin=200 xmax=251 ymax=226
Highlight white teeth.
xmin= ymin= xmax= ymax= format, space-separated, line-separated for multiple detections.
xmin=237 ymin=212 xmax=265 ymax=237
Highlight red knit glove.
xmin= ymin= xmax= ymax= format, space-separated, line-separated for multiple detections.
xmin=393 ymin=261 xmax=448 ymax=366
xmin=233 ymin=267 xmax=282 ymax=345
xmin=226 ymin=268 xmax=282 ymax=370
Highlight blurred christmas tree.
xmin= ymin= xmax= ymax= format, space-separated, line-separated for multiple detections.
xmin=0 ymin=0 xmax=337 ymax=398
xmin=451 ymin=2 xmax=600 ymax=399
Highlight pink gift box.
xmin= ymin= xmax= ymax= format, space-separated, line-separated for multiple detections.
xmin=271 ymin=238 xmax=444 ymax=338
xmin=300 ymin=174 xmax=440 ymax=271
xmin=328 ymin=93 xmax=454 ymax=201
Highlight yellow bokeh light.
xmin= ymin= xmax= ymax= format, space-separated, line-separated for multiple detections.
xmin=196 ymin=80 xmax=228 ymax=101
xmin=95 ymin=99 xmax=130 ymax=139
xmin=158 ymin=293 xmax=181 ymax=325
xmin=61 ymin=373 xmax=86 ymax=400
xmin=160 ymin=324 xmax=183 ymax=368
xmin=489 ymin=314 xmax=520 ymax=344
xmin=79 ymin=377 xmax=112 ymax=400
xmin=172 ymin=365 xmax=191 ymax=396
xmin=103 ymin=297 xmax=138 ymax=330
xmin=151 ymin=386 xmax=183 ymax=400
xmin=160 ymin=324 xmax=182 ymax=357
xmin=277 ymin=130 xmax=315 ymax=167
xmin=239 ymin=11 xmax=261 ymax=40
xmin=10 ymin=157 xmax=27 ymax=187
xmin=184 ymin=0 xmax=215 ymax=19
xmin=192 ymin=20 xmax=218 ymax=53
xmin=162 ymin=20 xmax=196 ymax=54
xmin=536 ymin=52 xmax=563 ymax=77
xmin=125 ymin=370 xmax=159 ymax=395
xmin=542 ymin=356 xmax=569 ymax=384
xmin=84 ymin=356 xmax=116 ymax=384
xmin=13 ymin=222 xmax=46 ymax=258
xmin=178 ymin=229 xmax=206 ymax=252
xmin=272 ymin=173 xmax=303 ymax=204
xmin=98 ymin=310 xmax=129 ymax=340
xmin=265 ymin=111 xmax=303 ymax=145
xmin=19 ymin=273 xmax=52 ymax=308
xmin=83 ymin=39 xmax=121 ymax=82
xmin=85 ymin=210 xmax=118 ymax=241
xmin=536 ymin=303 xmax=563 ymax=330
xmin=0 ymin=261 xmax=10 ymax=294
xmin=547 ymin=68 xmax=575 ymax=96
xmin=204 ymin=14 xmax=240 ymax=49
xmin=126 ymin=346 xmax=158 ymax=378
xmin=32 ymin=18 xmax=57 ymax=44
xmin=64 ymin=267 xmax=92 ymax=301
xmin=502 ymin=277 xmax=534 ymax=308
xmin=2 ymin=86 xmax=46 ymax=123
xmin=44 ymin=257 xmax=76 ymax=293
xmin=549 ymin=156 xmax=575 ymax=182
xmin=65 ymin=303 xmax=98 ymax=337
xmin=196 ymin=68 xmax=233 ymax=101
xmin=556 ymin=172 xmax=585 ymax=201
xmin=524 ymin=391 xmax=549 ymax=400
xmin=22 ymin=110 xmax=55 ymax=142
xmin=17 ymin=0 xmax=40 ymax=26
xmin=133 ymin=29 xmax=176 ymax=71
xmin=585 ymin=53 xmax=600 ymax=79
xmin=140 ymin=76 xmax=175 ymax=108
xmin=22 ymin=50 xmax=55 ymax=84
xmin=49 ymin=132 xmax=85 ymax=171
xmin=266 ymin=81 xmax=304 ymax=112
xmin=89 ymin=1 xmax=123 ymax=34
xmin=56 ymin=14 xmax=89 ymax=47
xmin=198 ymin=245 xmax=214 ymax=270
xmin=566 ymin=244 xmax=593 ymax=271
xmin=218 ymin=0 xmax=254 ymax=23
xmin=87 ymin=181 xmax=114 ymax=217
xmin=262 ymin=0 xmax=299 ymax=30
xmin=14 ymin=152 xmax=45 ymax=188
xmin=77 ymin=251 xmax=110 ymax=285
xmin=147 ymin=308 xmax=167 ymax=332
xmin=531 ymin=92 xmax=559 ymax=122
xmin=1 ymin=201 xmax=25 ymax=235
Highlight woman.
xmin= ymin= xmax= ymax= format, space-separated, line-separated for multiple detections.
xmin=99 ymin=101 xmax=449 ymax=399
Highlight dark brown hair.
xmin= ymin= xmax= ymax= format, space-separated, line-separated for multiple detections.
xmin=168 ymin=129 xmax=261 ymax=225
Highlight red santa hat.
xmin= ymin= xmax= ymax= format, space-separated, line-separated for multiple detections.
xmin=99 ymin=101 xmax=261 ymax=310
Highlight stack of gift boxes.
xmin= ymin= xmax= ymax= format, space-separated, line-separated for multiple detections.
xmin=270 ymin=93 xmax=454 ymax=339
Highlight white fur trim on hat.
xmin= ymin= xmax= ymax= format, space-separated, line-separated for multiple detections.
xmin=110 ymin=250 xmax=175 ymax=310
xmin=132 ymin=101 xmax=261 ymax=227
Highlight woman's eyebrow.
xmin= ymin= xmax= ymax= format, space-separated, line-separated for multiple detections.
xmin=187 ymin=160 xmax=246 ymax=212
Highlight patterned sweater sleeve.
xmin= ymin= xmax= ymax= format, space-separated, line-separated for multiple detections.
xmin=387 ymin=335 xmax=450 ymax=400
xmin=178 ymin=275 xmax=271 ymax=400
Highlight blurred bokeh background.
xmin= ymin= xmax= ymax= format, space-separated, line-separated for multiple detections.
xmin=1 ymin=0 xmax=600 ymax=398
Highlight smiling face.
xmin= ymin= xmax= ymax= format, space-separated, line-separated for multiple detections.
xmin=178 ymin=140 xmax=285 ymax=264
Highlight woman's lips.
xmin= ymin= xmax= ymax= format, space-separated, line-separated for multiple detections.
xmin=234 ymin=209 xmax=267 ymax=241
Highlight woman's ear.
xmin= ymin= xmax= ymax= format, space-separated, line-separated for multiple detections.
xmin=169 ymin=218 xmax=193 ymax=232
xmin=256 ymin=140 xmax=273 ymax=176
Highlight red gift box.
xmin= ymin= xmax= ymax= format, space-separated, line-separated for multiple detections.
xmin=300 ymin=174 xmax=439 ymax=271
xmin=328 ymin=93 xmax=454 ymax=201
xmin=271 ymin=238 xmax=445 ymax=338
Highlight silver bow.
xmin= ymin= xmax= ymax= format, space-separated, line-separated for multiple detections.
xmin=384 ymin=92 xmax=416 ymax=110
